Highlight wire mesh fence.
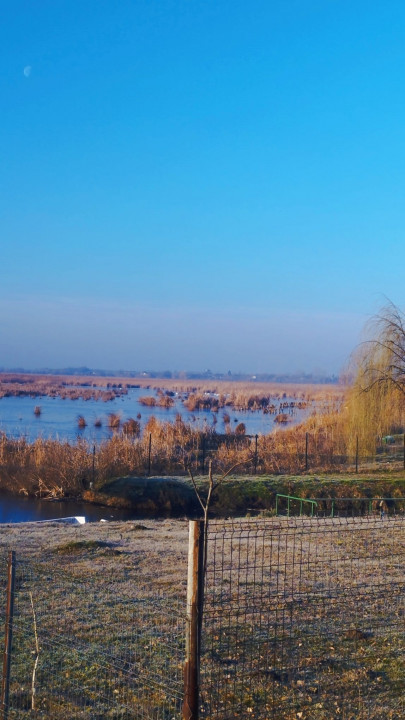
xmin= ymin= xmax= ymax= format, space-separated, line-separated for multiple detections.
xmin=275 ymin=494 xmax=405 ymax=518
xmin=0 ymin=553 xmax=185 ymax=719
xmin=144 ymin=431 xmax=405 ymax=477
xmin=1 ymin=514 xmax=404 ymax=719
xmin=201 ymin=515 xmax=405 ymax=719
xmin=130 ymin=430 xmax=405 ymax=477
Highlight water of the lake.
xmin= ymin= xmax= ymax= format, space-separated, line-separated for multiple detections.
xmin=0 ymin=493 xmax=136 ymax=524
xmin=0 ymin=388 xmax=313 ymax=443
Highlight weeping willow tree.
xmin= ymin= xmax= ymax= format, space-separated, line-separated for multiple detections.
xmin=345 ymin=301 xmax=405 ymax=455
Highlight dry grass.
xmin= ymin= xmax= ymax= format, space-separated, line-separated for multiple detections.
xmin=202 ymin=516 xmax=404 ymax=719
xmin=0 ymin=518 xmax=188 ymax=582
xmin=0 ymin=519 xmax=188 ymax=718
xmin=0 ymin=516 xmax=402 ymax=719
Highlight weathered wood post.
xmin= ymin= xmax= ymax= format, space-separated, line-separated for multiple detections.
xmin=1 ymin=551 xmax=16 ymax=720
xmin=183 ymin=520 xmax=205 ymax=720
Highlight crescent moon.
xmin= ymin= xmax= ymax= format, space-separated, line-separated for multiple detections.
xmin=23 ymin=66 xmax=32 ymax=77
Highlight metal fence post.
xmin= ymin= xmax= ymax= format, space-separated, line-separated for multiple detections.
xmin=201 ymin=435 xmax=205 ymax=475
xmin=305 ymin=432 xmax=309 ymax=472
xmin=254 ymin=435 xmax=258 ymax=474
xmin=92 ymin=444 xmax=96 ymax=486
xmin=147 ymin=433 xmax=152 ymax=476
xmin=1 ymin=551 xmax=16 ymax=720
xmin=183 ymin=520 xmax=205 ymax=720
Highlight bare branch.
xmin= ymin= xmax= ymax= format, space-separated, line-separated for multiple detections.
xmin=187 ymin=467 xmax=206 ymax=513
xmin=211 ymin=458 xmax=253 ymax=491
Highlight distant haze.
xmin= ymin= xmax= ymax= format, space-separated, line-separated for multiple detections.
xmin=0 ymin=296 xmax=362 ymax=376
xmin=1 ymin=2 xmax=404 ymax=373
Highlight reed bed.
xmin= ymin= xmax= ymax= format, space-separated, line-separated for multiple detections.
xmin=0 ymin=372 xmax=345 ymax=410
xmin=0 ymin=369 xmax=401 ymax=505
xmin=0 ymin=373 xmax=127 ymax=402
xmin=0 ymin=403 xmax=395 ymax=504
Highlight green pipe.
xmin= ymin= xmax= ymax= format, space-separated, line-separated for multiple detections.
xmin=276 ymin=494 xmax=318 ymax=517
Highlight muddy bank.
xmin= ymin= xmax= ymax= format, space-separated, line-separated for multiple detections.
xmin=1 ymin=473 xmax=404 ymax=522
xmin=84 ymin=473 xmax=405 ymax=518
xmin=83 ymin=476 xmax=200 ymax=516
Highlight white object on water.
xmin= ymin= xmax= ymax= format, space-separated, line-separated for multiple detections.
xmin=36 ymin=516 xmax=86 ymax=525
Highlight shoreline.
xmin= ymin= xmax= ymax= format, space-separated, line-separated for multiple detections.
xmin=1 ymin=473 xmax=404 ymax=524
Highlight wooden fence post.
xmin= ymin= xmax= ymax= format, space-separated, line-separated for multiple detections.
xmin=1 ymin=551 xmax=16 ymax=720
xmin=183 ymin=520 xmax=205 ymax=720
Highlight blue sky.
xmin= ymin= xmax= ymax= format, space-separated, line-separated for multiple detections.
xmin=1 ymin=0 xmax=405 ymax=374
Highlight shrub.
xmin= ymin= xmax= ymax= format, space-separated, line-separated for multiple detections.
xmin=122 ymin=418 xmax=141 ymax=437
xmin=108 ymin=413 xmax=121 ymax=429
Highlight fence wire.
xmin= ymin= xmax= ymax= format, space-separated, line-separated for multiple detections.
xmin=2 ymin=556 xmax=185 ymax=719
xmin=201 ymin=515 xmax=405 ymax=720
xmin=1 ymin=515 xmax=404 ymax=720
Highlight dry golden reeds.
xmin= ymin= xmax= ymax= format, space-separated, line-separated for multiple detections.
xmin=108 ymin=413 xmax=121 ymax=430
xmin=139 ymin=396 xmax=156 ymax=407
xmin=122 ymin=418 xmax=141 ymax=437
xmin=0 ymin=392 xmax=385 ymax=502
